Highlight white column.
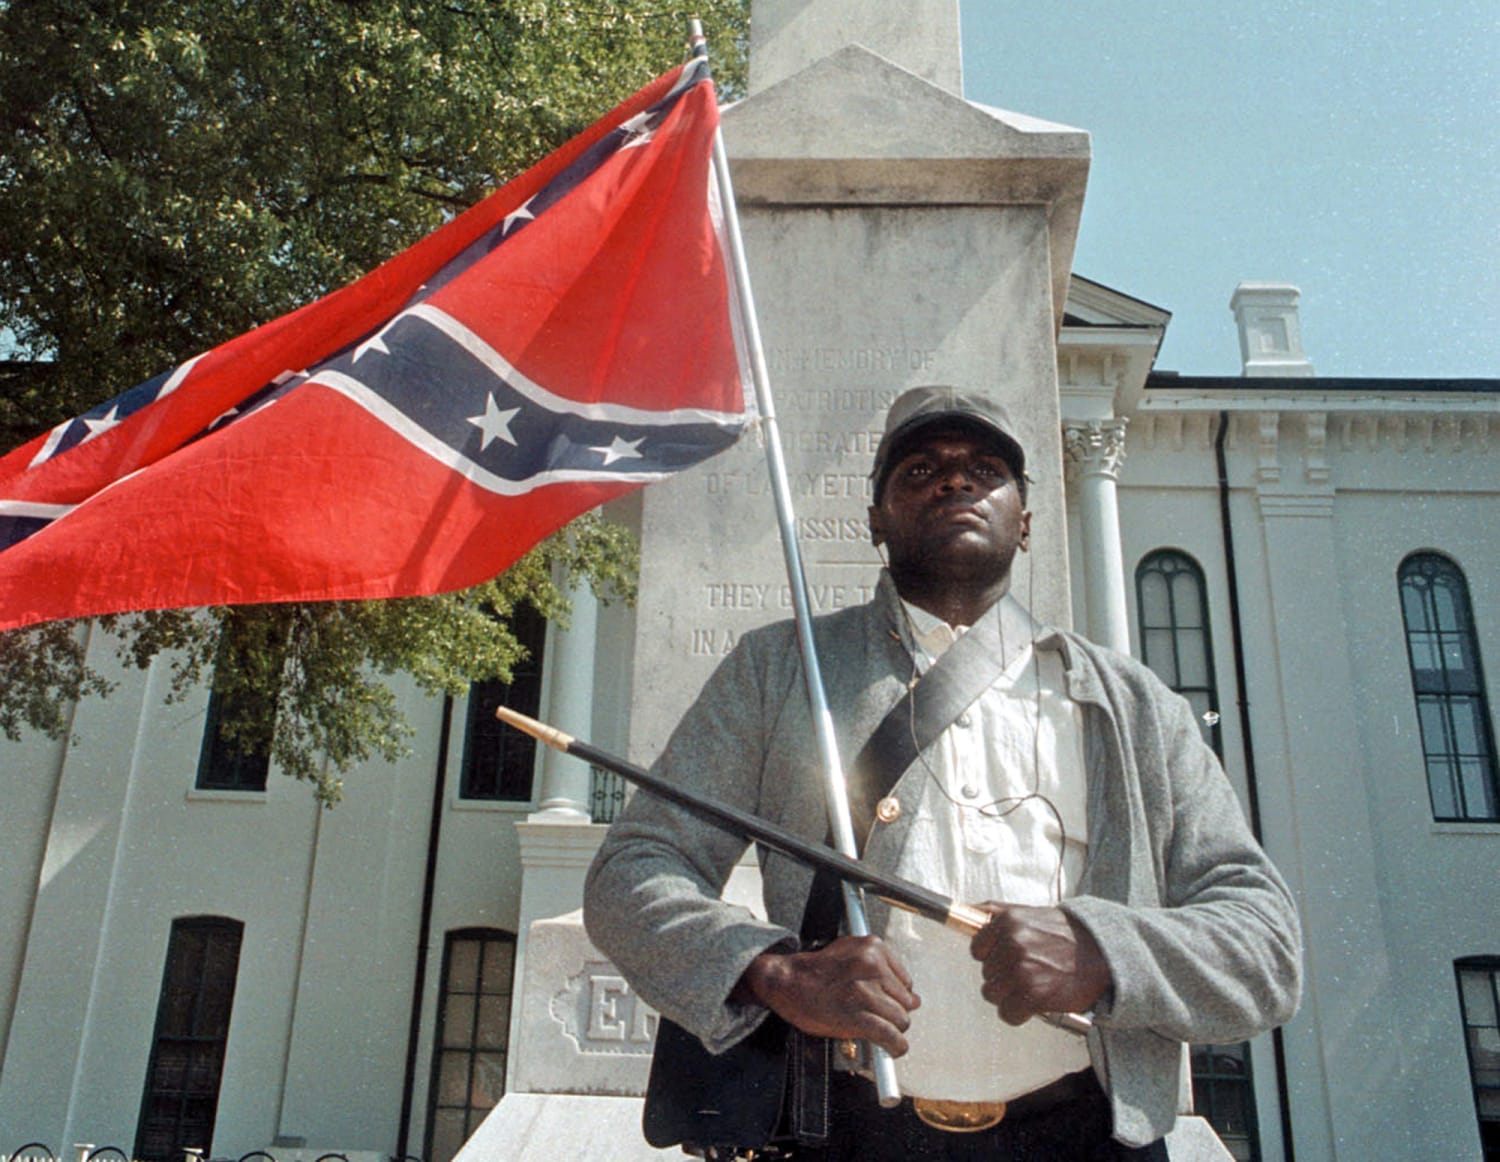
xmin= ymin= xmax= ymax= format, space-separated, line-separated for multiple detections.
xmin=504 ymin=577 xmax=602 ymax=1103
xmin=532 ymin=582 xmax=599 ymax=821
xmin=1064 ymin=419 xmax=1131 ymax=654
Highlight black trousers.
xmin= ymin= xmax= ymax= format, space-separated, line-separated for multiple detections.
xmin=790 ymin=1072 xmax=1170 ymax=1161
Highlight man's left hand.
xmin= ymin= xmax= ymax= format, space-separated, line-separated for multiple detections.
xmin=969 ymin=903 xmax=1111 ymax=1026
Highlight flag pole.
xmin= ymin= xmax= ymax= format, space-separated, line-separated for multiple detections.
xmin=689 ymin=22 xmax=903 ymax=1107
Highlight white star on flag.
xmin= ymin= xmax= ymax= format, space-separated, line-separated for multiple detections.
xmin=79 ymin=406 xmax=122 ymax=444
xmin=592 ymin=435 xmax=644 ymax=465
xmin=503 ymin=197 xmax=537 ymax=235
xmin=619 ymin=111 xmax=656 ymax=149
xmin=353 ymin=322 xmax=396 ymax=363
xmin=467 ymin=395 xmax=520 ymax=450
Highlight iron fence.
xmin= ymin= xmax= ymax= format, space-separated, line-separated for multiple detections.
xmin=1 ymin=1148 xmax=418 ymax=1162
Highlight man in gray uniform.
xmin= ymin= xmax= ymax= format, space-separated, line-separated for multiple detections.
xmin=585 ymin=386 xmax=1302 ymax=1159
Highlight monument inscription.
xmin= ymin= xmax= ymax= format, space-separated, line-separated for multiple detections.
xmin=667 ymin=359 xmax=910 ymax=662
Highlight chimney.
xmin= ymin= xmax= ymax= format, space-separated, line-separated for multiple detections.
xmin=1230 ymin=282 xmax=1314 ymax=377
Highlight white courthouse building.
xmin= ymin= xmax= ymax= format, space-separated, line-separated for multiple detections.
xmin=2 ymin=278 xmax=1496 ymax=1162
xmin=2 ymin=5 xmax=1497 ymax=1159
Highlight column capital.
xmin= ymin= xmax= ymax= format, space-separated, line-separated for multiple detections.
xmin=1063 ymin=418 xmax=1129 ymax=481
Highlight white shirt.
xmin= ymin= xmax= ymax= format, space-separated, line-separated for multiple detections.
xmin=860 ymin=601 xmax=1092 ymax=1102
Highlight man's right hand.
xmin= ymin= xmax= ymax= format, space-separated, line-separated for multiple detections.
xmin=734 ymin=936 xmax=920 ymax=1056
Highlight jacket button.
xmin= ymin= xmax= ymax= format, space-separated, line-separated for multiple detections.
xmin=875 ymin=797 xmax=902 ymax=824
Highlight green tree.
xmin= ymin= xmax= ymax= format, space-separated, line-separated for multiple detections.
xmin=0 ymin=0 xmax=750 ymax=801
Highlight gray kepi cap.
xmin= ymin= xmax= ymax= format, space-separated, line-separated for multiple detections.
xmin=870 ymin=385 xmax=1027 ymax=503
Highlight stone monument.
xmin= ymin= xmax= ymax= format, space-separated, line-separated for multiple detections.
xmin=628 ymin=2 xmax=1088 ymax=764
xmin=461 ymin=4 xmax=1231 ymax=1158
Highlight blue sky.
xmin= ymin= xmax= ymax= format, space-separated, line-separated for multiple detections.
xmin=959 ymin=2 xmax=1498 ymax=379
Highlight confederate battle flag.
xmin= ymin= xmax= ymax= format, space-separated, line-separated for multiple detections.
xmin=0 ymin=58 xmax=750 ymax=632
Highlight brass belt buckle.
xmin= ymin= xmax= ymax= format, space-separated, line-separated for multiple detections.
xmin=911 ymin=1097 xmax=1008 ymax=1132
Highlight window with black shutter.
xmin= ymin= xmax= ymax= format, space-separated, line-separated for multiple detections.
xmin=134 ymin=917 xmax=243 ymax=1162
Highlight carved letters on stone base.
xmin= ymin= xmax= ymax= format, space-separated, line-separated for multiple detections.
xmin=552 ymin=960 xmax=660 ymax=1057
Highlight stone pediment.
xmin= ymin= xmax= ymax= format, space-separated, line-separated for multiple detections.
xmin=1065 ymin=274 xmax=1172 ymax=330
xmin=1059 ymin=276 xmax=1171 ymax=417
xmin=723 ymin=44 xmax=1088 ymax=169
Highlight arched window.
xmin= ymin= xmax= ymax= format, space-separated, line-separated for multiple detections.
xmin=1136 ymin=549 xmax=1221 ymax=755
xmin=426 ymin=928 xmax=517 ymax=1162
xmin=134 ymin=917 xmax=244 ymax=1161
xmin=1456 ymin=957 xmax=1500 ymax=1159
xmin=1398 ymin=553 xmax=1499 ymax=821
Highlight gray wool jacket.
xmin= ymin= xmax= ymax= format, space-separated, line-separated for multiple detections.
xmin=584 ymin=573 xmax=1302 ymax=1147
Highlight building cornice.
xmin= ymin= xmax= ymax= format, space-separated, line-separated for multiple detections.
xmin=1130 ymin=408 xmax=1498 ymax=457
xmin=1140 ymin=390 xmax=1500 ymax=415
xmin=1133 ymin=378 xmax=1500 ymax=456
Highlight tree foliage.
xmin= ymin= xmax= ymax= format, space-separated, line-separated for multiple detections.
xmin=0 ymin=0 xmax=749 ymax=409
xmin=0 ymin=0 xmax=749 ymax=800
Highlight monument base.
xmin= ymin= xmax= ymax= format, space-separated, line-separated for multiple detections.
xmin=1164 ymin=1115 xmax=1240 ymax=1160
xmin=453 ymin=1092 xmax=678 ymax=1160
xmin=454 ymin=1095 xmax=1233 ymax=1160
